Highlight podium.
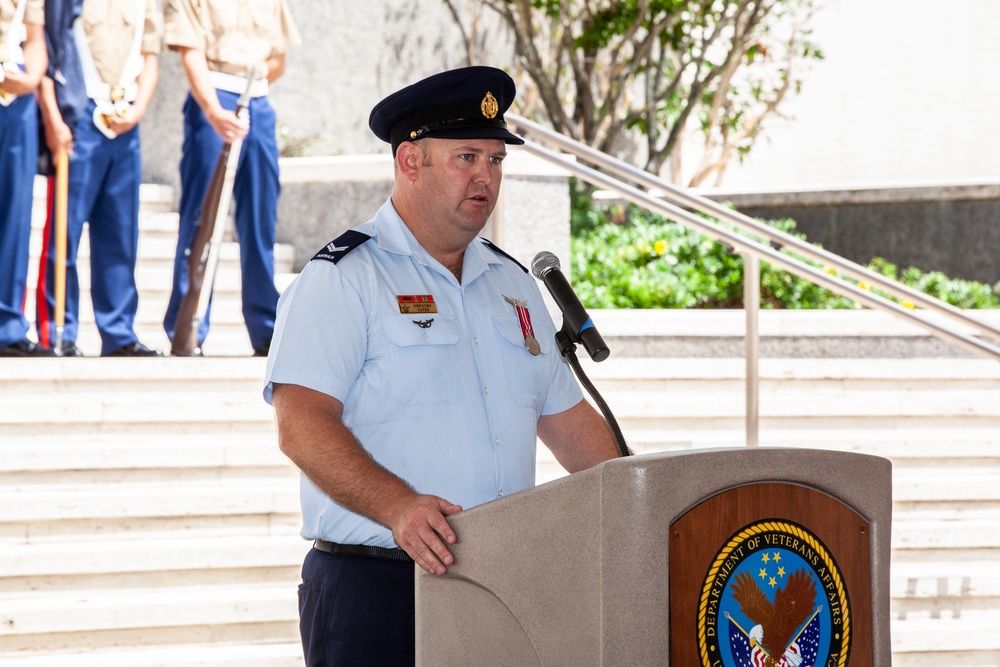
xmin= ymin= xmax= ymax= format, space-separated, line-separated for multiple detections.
xmin=415 ymin=448 xmax=891 ymax=666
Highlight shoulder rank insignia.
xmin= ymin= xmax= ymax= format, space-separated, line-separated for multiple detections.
xmin=480 ymin=239 xmax=528 ymax=273
xmin=311 ymin=230 xmax=372 ymax=264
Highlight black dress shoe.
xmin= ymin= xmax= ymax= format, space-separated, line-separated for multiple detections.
xmin=55 ymin=342 xmax=84 ymax=357
xmin=0 ymin=339 xmax=57 ymax=357
xmin=105 ymin=341 xmax=164 ymax=357
xmin=252 ymin=339 xmax=271 ymax=357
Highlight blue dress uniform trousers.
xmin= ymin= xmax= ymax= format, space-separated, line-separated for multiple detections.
xmin=298 ymin=547 xmax=416 ymax=666
xmin=35 ymin=100 xmax=142 ymax=355
xmin=0 ymin=92 xmax=38 ymax=347
xmin=163 ymin=90 xmax=280 ymax=351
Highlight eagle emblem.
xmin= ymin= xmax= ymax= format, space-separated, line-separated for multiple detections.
xmin=731 ymin=569 xmax=818 ymax=667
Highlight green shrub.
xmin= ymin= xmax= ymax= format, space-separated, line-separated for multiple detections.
xmin=571 ymin=193 xmax=1000 ymax=310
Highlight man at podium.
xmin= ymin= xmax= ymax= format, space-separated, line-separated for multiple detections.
xmin=263 ymin=66 xmax=620 ymax=665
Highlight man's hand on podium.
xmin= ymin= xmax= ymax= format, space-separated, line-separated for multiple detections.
xmin=391 ymin=494 xmax=463 ymax=575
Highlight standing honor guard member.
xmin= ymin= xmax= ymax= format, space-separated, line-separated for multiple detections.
xmin=161 ymin=0 xmax=299 ymax=357
xmin=0 ymin=0 xmax=50 ymax=356
xmin=265 ymin=66 xmax=621 ymax=664
xmin=35 ymin=0 xmax=163 ymax=357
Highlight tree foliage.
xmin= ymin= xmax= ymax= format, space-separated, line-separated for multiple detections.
xmin=443 ymin=0 xmax=823 ymax=186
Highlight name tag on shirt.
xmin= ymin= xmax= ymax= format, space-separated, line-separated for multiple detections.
xmin=397 ymin=295 xmax=437 ymax=314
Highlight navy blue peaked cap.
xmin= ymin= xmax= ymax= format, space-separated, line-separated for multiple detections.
xmin=369 ymin=66 xmax=525 ymax=156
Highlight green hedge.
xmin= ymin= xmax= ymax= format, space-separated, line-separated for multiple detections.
xmin=571 ymin=196 xmax=1000 ymax=310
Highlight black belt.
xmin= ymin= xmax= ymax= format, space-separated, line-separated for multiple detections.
xmin=313 ymin=539 xmax=414 ymax=564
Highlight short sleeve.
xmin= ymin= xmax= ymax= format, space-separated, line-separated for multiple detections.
xmin=163 ymin=0 xmax=203 ymax=51
xmin=25 ymin=0 xmax=44 ymax=26
xmin=264 ymin=260 xmax=368 ymax=406
xmin=269 ymin=0 xmax=300 ymax=56
xmin=141 ymin=0 xmax=163 ymax=54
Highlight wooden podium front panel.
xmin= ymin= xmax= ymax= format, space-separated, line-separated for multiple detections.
xmin=670 ymin=482 xmax=872 ymax=667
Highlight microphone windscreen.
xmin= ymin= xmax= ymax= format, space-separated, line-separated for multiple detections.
xmin=531 ymin=251 xmax=560 ymax=279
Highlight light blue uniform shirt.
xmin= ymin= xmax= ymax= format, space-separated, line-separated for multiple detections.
xmin=264 ymin=199 xmax=583 ymax=548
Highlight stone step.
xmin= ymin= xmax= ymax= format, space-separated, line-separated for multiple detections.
xmin=893 ymin=518 xmax=1000 ymax=554
xmin=0 ymin=356 xmax=266 ymax=385
xmin=891 ymin=560 xmax=1000 ymax=620
xmin=601 ymin=428 xmax=1000 ymax=459
xmin=0 ymin=535 xmax=305 ymax=582
xmin=580 ymin=355 xmax=1000 ymax=385
xmin=891 ymin=618 xmax=1000 ymax=664
xmin=0 ymin=479 xmax=299 ymax=525
xmin=0 ymin=433 xmax=287 ymax=474
xmin=0 ymin=642 xmax=303 ymax=667
xmin=0 ymin=583 xmax=298 ymax=653
xmin=592 ymin=308 xmax=1000 ymax=358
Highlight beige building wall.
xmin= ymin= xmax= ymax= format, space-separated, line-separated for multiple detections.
xmin=720 ymin=0 xmax=1000 ymax=188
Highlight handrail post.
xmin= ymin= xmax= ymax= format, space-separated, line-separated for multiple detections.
xmin=745 ymin=253 xmax=760 ymax=447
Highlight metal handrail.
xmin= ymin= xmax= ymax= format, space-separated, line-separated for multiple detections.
xmin=508 ymin=113 xmax=1000 ymax=362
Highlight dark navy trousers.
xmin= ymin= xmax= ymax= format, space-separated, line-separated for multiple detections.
xmin=299 ymin=547 xmax=416 ymax=666
xmin=36 ymin=100 xmax=142 ymax=354
xmin=162 ymin=90 xmax=280 ymax=351
xmin=0 ymin=92 xmax=37 ymax=347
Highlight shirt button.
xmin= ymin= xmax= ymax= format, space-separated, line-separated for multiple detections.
xmin=473 ymin=337 xmax=479 ymax=345
xmin=484 ymin=386 xmax=489 ymax=395
xmin=498 ymin=489 xmax=504 ymax=497
xmin=494 ymin=437 xmax=500 ymax=446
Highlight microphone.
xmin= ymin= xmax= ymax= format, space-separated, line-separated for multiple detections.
xmin=531 ymin=251 xmax=610 ymax=362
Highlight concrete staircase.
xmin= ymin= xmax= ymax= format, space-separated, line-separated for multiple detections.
xmin=2 ymin=184 xmax=999 ymax=665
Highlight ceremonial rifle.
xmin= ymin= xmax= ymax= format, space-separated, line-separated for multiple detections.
xmin=170 ymin=68 xmax=256 ymax=356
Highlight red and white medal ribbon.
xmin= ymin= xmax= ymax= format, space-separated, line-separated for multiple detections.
xmin=503 ymin=295 xmax=541 ymax=355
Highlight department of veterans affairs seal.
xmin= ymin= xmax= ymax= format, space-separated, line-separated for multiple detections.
xmin=697 ymin=520 xmax=850 ymax=667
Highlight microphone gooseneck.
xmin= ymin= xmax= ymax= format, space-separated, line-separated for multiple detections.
xmin=530 ymin=250 xmax=630 ymax=458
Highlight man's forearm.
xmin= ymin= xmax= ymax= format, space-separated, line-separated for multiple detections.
xmin=273 ymin=382 xmax=461 ymax=575
xmin=178 ymin=47 xmax=221 ymax=116
xmin=21 ymin=23 xmax=47 ymax=86
xmin=131 ymin=54 xmax=159 ymax=121
xmin=265 ymin=53 xmax=285 ymax=83
xmin=37 ymin=77 xmax=62 ymax=127
xmin=539 ymin=399 xmax=622 ymax=473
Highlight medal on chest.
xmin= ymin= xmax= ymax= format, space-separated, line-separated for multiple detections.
xmin=503 ymin=295 xmax=541 ymax=356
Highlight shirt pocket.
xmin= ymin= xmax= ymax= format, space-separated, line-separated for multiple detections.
xmin=247 ymin=0 xmax=277 ymax=31
xmin=492 ymin=316 xmax=551 ymax=409
xmin=207 ymin=0 xmax=238 ymax=32
xmin=382 ymin=315 xmax=464 ymax=406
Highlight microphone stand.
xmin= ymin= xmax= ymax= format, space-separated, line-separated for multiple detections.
xmin=554 ymin=327 xmax=632 ymax=458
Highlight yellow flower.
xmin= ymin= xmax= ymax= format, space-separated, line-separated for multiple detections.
xmin=901 ymin=300 xmax=915 ymax=309
xmin=654 ymin=240 xmax=668 ymax=256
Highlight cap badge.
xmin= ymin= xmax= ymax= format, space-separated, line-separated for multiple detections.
xmin=481 ymin=91 xmax=499 ymax=119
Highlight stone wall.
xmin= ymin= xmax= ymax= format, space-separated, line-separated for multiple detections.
xmin=703 ymin=183 xmax=1000 ymax=285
